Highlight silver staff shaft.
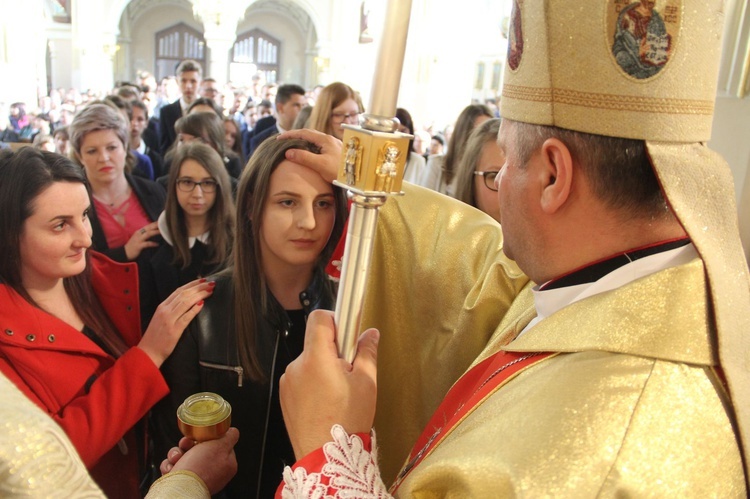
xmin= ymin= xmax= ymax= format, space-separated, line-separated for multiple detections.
xmin=334 ymin=194 xmax=386 ymax=363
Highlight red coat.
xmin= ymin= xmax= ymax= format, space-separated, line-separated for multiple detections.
xmin=0 ymin=251 xmax=169 ymax=498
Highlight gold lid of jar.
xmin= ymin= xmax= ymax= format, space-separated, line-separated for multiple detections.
xmin=176 ymin=392 xmax=232 ymax=442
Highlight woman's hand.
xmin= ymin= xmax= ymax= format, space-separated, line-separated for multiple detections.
xmin=276 ymin=129 xmax=343 ymax=183
xmin=280 ymin=310 xmax=379 ymax=459
xmin=159 ymin=428 xmax=240 ymax=495
xmin=138 ymin=278 xmax=215 ymax=367
xmin=124 ymin=221 xmax=160 ymax=261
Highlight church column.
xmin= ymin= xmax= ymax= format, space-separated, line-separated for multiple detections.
xmin=203 ymin=36 xmax=235 ymax=85
xmin=192 ymin=0 xmax=245 ymax=85
xmin=117 ymin=37 xmax=133 ymax=84
xmin=71 ymin=0 xmax=116 ymax=93
xmin=313 ymin=41 xmax=334 ymax=86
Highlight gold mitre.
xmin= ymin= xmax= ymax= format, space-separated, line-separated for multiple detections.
xmin=501 ymin=0 xmax=750 ymax=487
xmin=501 ymin=0 xmax=720 ymax=141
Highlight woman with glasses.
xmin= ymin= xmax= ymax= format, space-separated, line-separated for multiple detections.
xmin=140 ymin=142 xmax=235 ymax=326
xmin=454 ymin=118 xmax=503 ymax=222
xmin=306 ymin=82 xmax=364 ymax=140
xmin=152 ymin=137 xmax=347 ymax=498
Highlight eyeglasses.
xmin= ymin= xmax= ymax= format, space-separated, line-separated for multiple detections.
xmin=474 ymin=171 xmax=499 ymax=191
xmin=176 ymin=178 xmax=218 ymax=193
xmin=331 ymin=112 xmax=360 ymax=123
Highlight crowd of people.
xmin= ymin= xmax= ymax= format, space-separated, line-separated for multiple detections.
xmin=0 ymin=56 xmax=509 ymax=497
xmin=1 ymin=0 xmax=749 ymax=496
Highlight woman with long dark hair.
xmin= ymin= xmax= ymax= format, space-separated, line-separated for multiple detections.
xmin=0 ymin=147 xmax=213 ymax=498
xmin=141 ymin=142 xmax=235 ymax=325
xmin=153 ymin=137 xmax=347 ymax=498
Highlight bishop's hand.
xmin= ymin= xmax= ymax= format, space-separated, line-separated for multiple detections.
xmin=280 ymin=310 xmax=379 ymax=459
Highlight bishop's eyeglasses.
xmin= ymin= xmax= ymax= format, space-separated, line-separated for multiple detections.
xmin=474 ymin=171 xmax=499 ymax=191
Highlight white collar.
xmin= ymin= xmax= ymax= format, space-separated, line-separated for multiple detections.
xmin=518 ymin=243 xmax=698 ymax=338
xmin=157 ymin=211 xmax=210 ymax=248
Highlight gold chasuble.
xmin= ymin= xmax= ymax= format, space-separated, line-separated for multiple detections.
xmin=394 ymin=257 xmax=745 ymax=496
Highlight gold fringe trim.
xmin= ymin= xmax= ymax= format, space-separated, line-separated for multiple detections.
xmin=503 ymin=84 xmax=714 ymax=115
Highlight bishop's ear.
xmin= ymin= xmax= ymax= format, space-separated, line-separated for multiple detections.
xmin=539 ymin=137 xmax=573 ymax=214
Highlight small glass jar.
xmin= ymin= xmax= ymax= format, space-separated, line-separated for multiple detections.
xmin=176 ymin=392 xmax=232 ymax=442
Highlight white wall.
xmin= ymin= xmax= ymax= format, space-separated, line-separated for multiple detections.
xmin=710 ymin=97 xmax=750 ymax=262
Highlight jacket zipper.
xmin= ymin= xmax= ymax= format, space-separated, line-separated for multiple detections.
xmin=199 ymin=360 xmax=244 ymax=387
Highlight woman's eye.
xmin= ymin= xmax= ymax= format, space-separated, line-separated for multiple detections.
xmin=280 ymin=199 xmax=294 ymax=207
xmin=316 ymin=200 xmax=333 ymax=209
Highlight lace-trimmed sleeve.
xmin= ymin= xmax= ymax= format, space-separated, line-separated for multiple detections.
xmin=278 ymin=424 xmax=391 ymax=498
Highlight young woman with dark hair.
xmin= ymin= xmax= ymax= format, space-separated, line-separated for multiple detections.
xmin=141 ymin=142 xmax=235 ymax=325
xmin=153 ymin=137 xmax=347 ymax=498
xmin=0 ymin=147 xmax=214 ymax=498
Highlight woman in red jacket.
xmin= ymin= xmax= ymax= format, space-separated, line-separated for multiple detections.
xmin=0 ymin=147 xmax=215 ymax=498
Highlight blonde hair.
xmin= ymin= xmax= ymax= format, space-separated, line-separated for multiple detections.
xmin=69 ymin=103 xmax=136 ymax=173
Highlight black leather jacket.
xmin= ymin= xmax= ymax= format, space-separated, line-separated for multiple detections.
xmin=152 ymin=269 xmax=335 ymax=498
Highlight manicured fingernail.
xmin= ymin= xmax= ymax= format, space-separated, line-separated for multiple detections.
xmin=197 ymin=300 xmax=204 ymax=306
xmin=208 ymin=281 xmax=216 ymax=287
xmin=199 ymin=278 xmax=207 ymax=283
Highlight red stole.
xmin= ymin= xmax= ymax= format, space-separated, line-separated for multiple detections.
xmin=391 ymin=350 xmax=555 ymax=492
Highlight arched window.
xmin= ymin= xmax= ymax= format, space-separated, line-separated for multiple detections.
xmin=155 ymin=23 xmax=207 ymax=80
xmin=231 ymin=29 xmax=280 ymax=84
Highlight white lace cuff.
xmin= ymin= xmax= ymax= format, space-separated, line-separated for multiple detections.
xmin=280 ymin=424 xmax=391 ymax=498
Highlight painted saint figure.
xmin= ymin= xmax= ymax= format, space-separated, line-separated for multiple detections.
xmin=612 ymin=0 xmax=672 ymax=79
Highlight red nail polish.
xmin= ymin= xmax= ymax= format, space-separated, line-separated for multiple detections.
xmin=197 ymin=300 xmax=204 ymax=306
xmin=199 ymin=278 xmax=207 ymax=283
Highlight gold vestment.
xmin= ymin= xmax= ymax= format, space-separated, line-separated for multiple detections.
xmin=0 ymin=372 xmax=104 ymax=498
xmin=396 ymin=256 xmax=746 ymax=497
xmin=362 ymin=183 xmax=529 ymax=484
